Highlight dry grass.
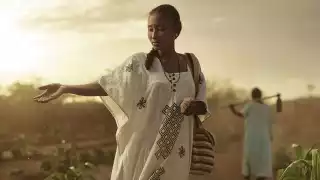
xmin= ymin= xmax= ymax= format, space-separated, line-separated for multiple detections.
xmin=1 ymin=81 xmax=320 ymax=179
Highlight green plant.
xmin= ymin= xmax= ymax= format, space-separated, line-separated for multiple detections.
xmin=277 ymin=144 xmax=320 ymax=180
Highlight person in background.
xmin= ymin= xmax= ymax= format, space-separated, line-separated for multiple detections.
xmin=229 ymin=87 xmax=274 ymax=180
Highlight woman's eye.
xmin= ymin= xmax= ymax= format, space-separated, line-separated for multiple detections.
xmin=158 ymin=27 xmax=165 ymax=31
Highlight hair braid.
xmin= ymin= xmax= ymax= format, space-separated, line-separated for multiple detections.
xmin=145 ymin=49 xmax=159 ymax=70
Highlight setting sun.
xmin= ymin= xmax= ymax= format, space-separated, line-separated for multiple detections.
xmin=0 ymin=9 xmax=46 ymax=84
xmin=0 ymin=29 xmax=41 ymax=74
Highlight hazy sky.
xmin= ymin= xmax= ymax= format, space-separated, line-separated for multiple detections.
xmin=0 ymin=0 xmax=319 ymax=99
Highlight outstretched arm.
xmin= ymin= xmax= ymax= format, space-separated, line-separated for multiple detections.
xmin=228 ymin=105 xmax=244 ymax=118
xmin=34 ymin=82 xmax=107 ymax=103
xmin=63 ymin=82 xmax=107 ymax=96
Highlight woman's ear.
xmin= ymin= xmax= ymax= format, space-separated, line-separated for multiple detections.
xmin=174 ymin=33 xmax=179 ymax=39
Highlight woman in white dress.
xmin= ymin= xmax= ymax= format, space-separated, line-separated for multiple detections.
xmin=34 ymin=4 xmax=211 ymax=180
xmin=229 ymin=87 xmax=274 ymax=180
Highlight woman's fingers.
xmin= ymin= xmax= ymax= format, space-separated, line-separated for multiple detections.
xmin=181 ymin=100 xmax=192 ymax=113
xmin=180 ymin=101 xmax=186 ymax=109
xmin=41 ymin=89 xmax=63 ymax=103
xmin=35 ymin=97 xmax=50 ymax=103
xmin=35 ymin=94 xmax=57 ymax=103
xmin=39 ymin=96 xmax=55 ymax=103
xmin=34 ymin=92 xmax=58 ymax=103
xmin=181 ymin=104 xmax=187 ymax=113
xmin=34 ymin=84 xmax=52 ymax=100
xmin=33 ymin=91 xmax=48 ymax=100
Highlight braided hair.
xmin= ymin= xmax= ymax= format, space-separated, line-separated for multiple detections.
xmin=145 ymin=4 xmax=182 ymax=70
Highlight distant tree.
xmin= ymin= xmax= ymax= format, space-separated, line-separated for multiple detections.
xmin=307 ymin=84 xmax=316 ymax=98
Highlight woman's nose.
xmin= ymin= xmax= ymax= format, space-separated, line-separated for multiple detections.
xmin=151 ymin=30 xmax=159 ymax=39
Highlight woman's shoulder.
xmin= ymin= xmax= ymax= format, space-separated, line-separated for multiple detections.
xmin=179 ymin=52 xmax=198 ymax=57
xmin=131 ymin=52 xmax=147 ymax=60
xmin=120 ymin=52 xmax=147 ymax=72
xmin=126 ymin=52 xmax=147 ymax=64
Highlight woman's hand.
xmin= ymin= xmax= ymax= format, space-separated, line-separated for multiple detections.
xmin=33 ymin=83 xmax=67 ymax=103
xmin=180 ymin=97 xmax=193 ymax=114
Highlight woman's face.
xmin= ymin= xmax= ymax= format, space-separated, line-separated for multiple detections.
xmin=148 ymin=13 xmax=177 ymax=52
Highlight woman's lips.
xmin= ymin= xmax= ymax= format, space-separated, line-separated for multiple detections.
xmin=152 ymin=42 xmax=160 ymax=46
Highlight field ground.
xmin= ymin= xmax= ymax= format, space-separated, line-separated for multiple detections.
xmin=0 ymin=141 xmax=254 ymax=180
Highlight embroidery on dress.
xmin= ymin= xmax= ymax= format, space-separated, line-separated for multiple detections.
xmin=125 ymin=62 xmax=134 ymax=72
xmin=124 ymin=59 xmax=140 ymax=73
xmin=178 ymin=146 xmax=185 ymax=158
xmin=155 ymin=103 xmax=184 ymax=159
xmin=137 ymin=97 xmax=147 ymax=109
xmin=149 ymin=167 xmax=165 ymax=180
xmin=104 ymin=76 xmax=118 ymax=88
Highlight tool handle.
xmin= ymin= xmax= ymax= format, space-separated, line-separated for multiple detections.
xmin=220 ymin=93 xmax=281 ymax=109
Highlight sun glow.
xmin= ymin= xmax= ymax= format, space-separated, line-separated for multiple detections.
xmin=0 ymin=8 xmax=47 ymax=84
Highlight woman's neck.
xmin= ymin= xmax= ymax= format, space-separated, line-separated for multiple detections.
xmin=157 ymin=46 xmax=176 ymax=62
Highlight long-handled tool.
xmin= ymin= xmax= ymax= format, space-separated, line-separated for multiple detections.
xmin=220 ymin=93 xmax=282 ymax=112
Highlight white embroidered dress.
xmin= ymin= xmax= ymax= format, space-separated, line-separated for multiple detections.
xmin=98 ymin=52 xmax=209 ymax=180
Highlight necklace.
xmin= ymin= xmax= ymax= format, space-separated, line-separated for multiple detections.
xmin=160 ymin=55 xmax=181 ymax=92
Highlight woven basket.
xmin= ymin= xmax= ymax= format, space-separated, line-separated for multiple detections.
xmin=190 ymin=117 xmax=215 ymax=175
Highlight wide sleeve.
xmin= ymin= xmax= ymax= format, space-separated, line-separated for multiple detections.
xmin=97 ymin=53 xmax=145 ymax=128
xmin=195 ymin=71 xmax=211 ymax=122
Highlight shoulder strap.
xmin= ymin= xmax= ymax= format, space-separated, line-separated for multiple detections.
xmin=185 ymin=53 xmax=203 ymax=128
xmin=185 ymin=53 xmax=201 ymax=97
